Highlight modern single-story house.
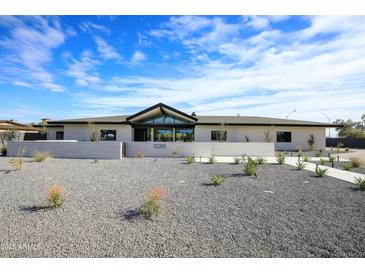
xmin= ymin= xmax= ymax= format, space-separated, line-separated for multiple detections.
xmin=42 ymin=103 xmax=337 ymax=152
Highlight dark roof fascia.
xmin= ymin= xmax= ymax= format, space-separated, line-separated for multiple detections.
xmin=196 ymin=122 xmax=340 ymax=127
xmin=126 ymin=103 xmax=198 ymax=122
xmin=47 ymin=121 xmax=128 ymax=125
xmin=132 ymin=123 xmax=195 ymax=128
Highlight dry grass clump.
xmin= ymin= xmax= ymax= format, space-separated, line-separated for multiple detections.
xmin=33 ymin=150 xmax=52 ymax=162
xmin=350 ymin=157 xmax=363 ymax=168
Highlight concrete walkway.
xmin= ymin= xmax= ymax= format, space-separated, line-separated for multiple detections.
xmin=195 ymin=156 xmax=364 ymax=184
xmin=285 ymin=158 xmax=365 ymax=184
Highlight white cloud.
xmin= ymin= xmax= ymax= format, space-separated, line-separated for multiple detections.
xmin=80 ymin=16 xmax=365 ymax=122
xmin=131 ymin=50 xmax=147 ymax=63
xmin=0 ymin=16 xmax=69 ymax=92
xmin=94 ymin=36 xmax=121 ymax=60
xmin=66 ymin=50 xmax=101 ymax=86
xmin=79 ymin=21 xmax=110 ymax=34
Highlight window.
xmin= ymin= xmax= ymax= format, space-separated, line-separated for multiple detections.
xmin=100 ymin=130 xmax=117 ymax=141
xmin=175 ymin=128 xmax=194 ymax=142
xmin=276 ymin=131 xmax=292 ymax=142
xmin=137 ymin=114 xmax=188 ymax=124
xmin=211 ymin=130 xmax=227 ymax=141
xmin=56 ymin=131 xmax=64 ymax=140
xmin=134 ymin=128 xmax=151 ymax=142
xmin=154 ymin=128 xmax=173 ymax=142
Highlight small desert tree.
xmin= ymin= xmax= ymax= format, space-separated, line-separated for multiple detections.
xmin=308 ymin=134 xmax=315 ymax=150
xmin=88 ymin=121 xmax=98 ymax=142
xmin=218 ymin=123 xmax=227 ymax=141
xmin=0 ymin=127 xmax=19 ymax=148
xmin=40 ymin=120 xmax=48 ymax=136
xmin=264 ymin=130 xmax=272 ymax=142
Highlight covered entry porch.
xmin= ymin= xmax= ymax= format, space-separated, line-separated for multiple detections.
xmin=128 ymin=103 xmax=197 ymax=142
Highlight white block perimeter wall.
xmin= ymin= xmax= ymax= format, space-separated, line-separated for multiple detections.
xmin=8 ymin=141 xmax=274 ymax=159
xmin=8 ymin=141 xmax=123 ymax=159
xmin=125 ymin=142 xmax=274 ymax=157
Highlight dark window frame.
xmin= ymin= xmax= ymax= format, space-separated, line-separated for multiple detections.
xmin=211 ymin=130 xmax=227 ymax=141
xmin=276 ymin=131 xmax=292 ymax=143
xmin=55 ymin=131 xmax=64 ymax=140
xmin=100 ymin=129 xmax=117 ymax=141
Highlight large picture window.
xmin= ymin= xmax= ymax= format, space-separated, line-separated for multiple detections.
xmin=211 ymin=130 xmax=227 ymax=141
xmin=175 ymin=128 xmax=194 ymax=142
xmin=276 ymin=131 xmax=292 ymax=143
xmin=154 ymin=128 xmax=173 ymax=142
xmin=100 ymin=130 xmax=117 ymax=141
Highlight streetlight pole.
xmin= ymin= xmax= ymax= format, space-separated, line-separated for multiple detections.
xmin=321 ymin=112 xmax=331 ymax=138
xmin=285 ymin=109 xmax=296 ymax=119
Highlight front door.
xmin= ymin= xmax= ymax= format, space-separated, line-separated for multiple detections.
xmin=134 ymin=128 xmax=148 ymax=141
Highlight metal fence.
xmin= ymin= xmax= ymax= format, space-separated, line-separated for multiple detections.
xmin=326 ymin=138 xmax=365 ymax=149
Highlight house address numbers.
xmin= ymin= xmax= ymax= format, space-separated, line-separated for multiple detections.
xmin=153 ymin=144 xmax=166 ymax=149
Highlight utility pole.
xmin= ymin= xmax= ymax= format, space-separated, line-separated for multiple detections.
xmin=285 ymin=110 xmax=296 ymax=119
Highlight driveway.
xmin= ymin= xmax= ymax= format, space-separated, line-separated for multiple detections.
xmin=332 ymin=149 xmax=365 ymax=167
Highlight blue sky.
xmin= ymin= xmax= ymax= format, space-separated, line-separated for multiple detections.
xmin=0 ymin=15 xmax=365 ymax=123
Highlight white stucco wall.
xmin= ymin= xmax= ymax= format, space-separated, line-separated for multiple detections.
xmin=194 ymin=125 xmax=325 ymax=151
xmin=47 ymin=127 xmax=64 ymax=140
xmin=125 ymin=142 xmax=274 ymax=157
xmin=8 ymin=141 xmax=123 ymax=159
xmin=62 ymin=124 xmax=132 ymax=141
xmin=47 ymin=123 xmax=325 ymax=151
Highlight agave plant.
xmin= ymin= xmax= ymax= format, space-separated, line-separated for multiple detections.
xmin=296 ymin=160 xmax=306 ymax=170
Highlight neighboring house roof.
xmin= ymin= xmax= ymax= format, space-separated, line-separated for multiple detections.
xmin=46 ymin=103 xmax=340 ymax=127
xmin=0 ymin=120 xmax=40 ymax=131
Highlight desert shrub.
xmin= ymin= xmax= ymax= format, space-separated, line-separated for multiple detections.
xmin=319 ymin=158 xmax=327 ymax=165
xmin=303 ymin=156 xmax=310 ymax=162
xmin=296 ymin=160 xmax=306 ymax=170
xmin=336 ymin=141 xmax=344 ymax=152
xmin=342 ymin=163 xmax=353 ymax=171
xmin=208 ymin=155 xmax=216 ymax=164
xmin=308 ymin=134 xmax=315 ymax=150
xmin=245 ymin=157 xmax=257 ymax=176
xmin=276 ymin=152 xmax=285 ymax=165
xmin=186 ymin=155 xmax=195 ymax=164
xmin=136 ymin=151 xmax=144 ymax=158
xmin=316 ymin=167 xmax=328 ymax=177
xmin=47 ymin=185 xmax=65 ymax=208
xmin=211 ymin=175 xmax=224 ymax=186
xmin=33 ymin=150 xmax=52 ymax=162
xmin=355 ymin=177 xmax=365 ymax=190
xmin=233 ymin=157 xmax=241 ymax=165
xmin=140 ymin=187 xmax=166 ymax=219
xmin=328 ymin=156 xmax=336 ymax=163
xmin=315 ymin=151 xmax=321 ymax=157
xmin=9 ymin=146 xmax=25 ymax=171
xmin=350 ymin=157 xmax=362 ymax=168
xmin=255 ymin=157 xmax=266 ymax=165
xmin=241 ymin=154 xmax=247 ymax=162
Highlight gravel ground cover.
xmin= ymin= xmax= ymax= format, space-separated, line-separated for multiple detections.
xmin=0 ymin=157 xmax=364 ymax=258
xmin=310 ymin=160 xmax=365 ymax=175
